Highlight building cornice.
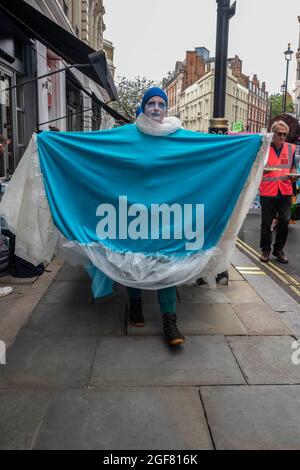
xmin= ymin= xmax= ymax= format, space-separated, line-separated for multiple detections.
xmin=31 ymin=0 xmax=75 ymax=34
xmin=164 ymin=71 xmax=184 ymax=90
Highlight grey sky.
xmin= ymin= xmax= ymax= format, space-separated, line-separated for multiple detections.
xmin=104 ymin=0 xmax=299 ymax=95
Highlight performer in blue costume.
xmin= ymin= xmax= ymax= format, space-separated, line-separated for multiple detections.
xmin=127 ymin=87 xmax=185 ymax=346
xmin=0 ymin=87 xmax=270 ymax=350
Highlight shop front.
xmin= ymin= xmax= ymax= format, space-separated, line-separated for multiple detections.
xmin=0 ymin=21 xmax=36 ymax=177
xmin=0 ymin=0 xmax=128 ymax=177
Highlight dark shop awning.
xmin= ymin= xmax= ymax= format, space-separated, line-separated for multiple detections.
xmin=0 ymin=0 xmax=118 ymax=101
xmin=67 ymin=68 xmax=129 ymax=123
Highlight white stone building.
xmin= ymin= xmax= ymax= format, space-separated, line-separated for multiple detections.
xmin=179 ymin=66 xmax=249 ymax=132
xmin=32 ymin=0 xmax=114 ymax=131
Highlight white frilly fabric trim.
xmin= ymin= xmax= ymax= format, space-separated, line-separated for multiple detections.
xmin=135 ymin=114 xmax=182 ymax=136
xmin=0 ymin=121 xmax=271 ymax=290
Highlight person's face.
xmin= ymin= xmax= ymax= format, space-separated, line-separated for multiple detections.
xmin=144 ymin=96 xmax=167 ymax=123
xmin=272 ymin=124 xmax=288 ymax=148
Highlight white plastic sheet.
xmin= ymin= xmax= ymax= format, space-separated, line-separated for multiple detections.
xmin=0 ymin=117 xmax=271 ymax=290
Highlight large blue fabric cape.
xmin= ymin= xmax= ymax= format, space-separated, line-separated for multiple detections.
xmin=36 ymin=125 xmax=263 ymax=295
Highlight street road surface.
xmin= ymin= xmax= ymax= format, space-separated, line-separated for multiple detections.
xmin=238 ymin=210 xmax=300 ymax=303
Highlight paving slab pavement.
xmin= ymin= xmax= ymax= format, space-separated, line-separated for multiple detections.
xmin=0 ymin=258 xmax=63 ymax=346
xmin=278 ymin=310 xmax=300 ymax=339
xmin=34 ymin=388 xmax=213 ymax=450
xmin=1 ymin=254 xmax=300 ymax=450
xmin=230 ymin=303 xmax=291 ymax=336
xmin=201 ymin=385 xmax=300 ymax=450
xmin=128 ymin=303 xmax=247 ymax=336
xmin=0 ymin=336 xmax=97 ymax=389
xmin=91 ymin=336 xmax=246 ymax=387
xmin=20 ymin=303 xmax=126 ymax=337
xmin=227 ymin=336 xmax=300 ymax=385
xmin=178 ymin=281 xmax=264 ymax=304
xmin=0 ymin=389 xmax=52 ymax=450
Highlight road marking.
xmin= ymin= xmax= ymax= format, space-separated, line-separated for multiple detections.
xmin=237 ymin=238 xmax=300 ymax=286
xmin=236 ymin=238 xmax=300 ymax=298
xmin=236 ymin=266 xmax=266 ymax=275
xmin=236 ymin=266 xmax=261 ymax=270
xmin=237 ymin=238 xmax=300 ymax=283
xmin=289 ymin=286 xmax=300 ymax=297
xmin=236 ymin=240 xmax=289 ymax=284
xmin=238 ymin=271 xmax=266 ymax=275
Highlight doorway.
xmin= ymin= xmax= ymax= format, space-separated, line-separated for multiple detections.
xmin=0 ymin=67 xmax=15 ymax=177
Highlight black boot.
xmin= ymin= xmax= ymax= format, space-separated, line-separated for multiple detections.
xmin=216 ymin=270 xmax=229 ymax=286
xmin=162 ymin=313 xmax=185 ymax=346
xmin=197 ymin=270 xmax=229 ymax=286
xmin=128 ymin=297 xmax=144 ymax=326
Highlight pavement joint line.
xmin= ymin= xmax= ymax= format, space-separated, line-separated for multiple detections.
xmin=3 ymin=383 xmax=300 ymax=392
xmin=225 ymin=342 xmax=249 ymax=386
xmin=31 ymin=392 xmax=53 ymax=450
xmin=198 ymin=388 xmax=216 ymax=450
xmin=198 ymin=384 xmax=300 ymax=391
xmin=236 ymin=240 xmax=300 ymax=295
xmin=224 ymin=335 xmax=251 ymax=381
xmin=87 ymin=337 xmax=101 ymax=387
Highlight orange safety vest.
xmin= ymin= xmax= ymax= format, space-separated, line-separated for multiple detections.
xmin=259 ymin=142 xmax=295 ymax=196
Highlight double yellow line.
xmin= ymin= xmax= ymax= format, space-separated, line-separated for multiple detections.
xmin=236 ymin=237 xmax=300 ymax=298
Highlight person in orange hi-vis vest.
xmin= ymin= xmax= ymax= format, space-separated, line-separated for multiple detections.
xmin=259 ymin=120 xmax=298 ymax=263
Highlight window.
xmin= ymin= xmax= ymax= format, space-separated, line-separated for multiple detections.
xmin=14 ymin=37 xmax=23 ymax=61
xmin=92 ymin=103 xmax=101 ymax=131
xmin=16 ymin=75 xmax=26 ymax=160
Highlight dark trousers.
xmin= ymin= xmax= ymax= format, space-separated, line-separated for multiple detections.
xmin=260 ymin=196 xmax=292 ymax=252
xmin=127 ymin=286 xmax=177 ymax=314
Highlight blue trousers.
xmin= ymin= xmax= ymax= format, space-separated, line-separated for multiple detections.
xmin=127 ymin=286 xmax=176 ymax=314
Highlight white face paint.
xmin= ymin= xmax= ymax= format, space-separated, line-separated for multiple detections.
xmin=144 ymin=96 xmax=167 ymax=123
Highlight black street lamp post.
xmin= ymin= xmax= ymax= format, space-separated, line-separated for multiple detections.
xmin=269 ymin=98 xmax=273 ymax=122
xmin=283 ymin=43 xmax=293 ymax=114
xmin=208 ymin=0 xmax=236 ymax=286
xmin=281 ymin=81 xmax=286 ymax=113
xmin=209 ymin=0 xmax=236 ymax=134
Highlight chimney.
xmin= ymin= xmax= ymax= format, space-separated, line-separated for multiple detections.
xmin=252 ymin=74 xmax=259 ymax=87
xmin=229 ymin=55 xmax=242 ymax=78
xmin=183 ymin=51 xmax=206 ymax=90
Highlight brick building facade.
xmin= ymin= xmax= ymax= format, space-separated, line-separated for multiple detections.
xmin=248 ymin=75 xmax=268 ymax=133
xmin=227 ymin=56 xmax=268 ymax=132
xmin=163 ymin=48 xmax=208 ymax=118
xmin=164 ymin=48 xmax=268 ymax=132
